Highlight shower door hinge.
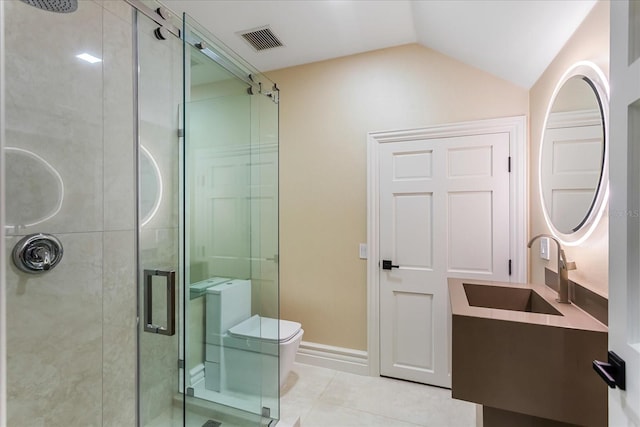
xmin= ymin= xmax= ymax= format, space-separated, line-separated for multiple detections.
xmin=178 ymin=359 xmax=184 ymax=369
xmin=178 ymin=128 xmax=184 ymax=138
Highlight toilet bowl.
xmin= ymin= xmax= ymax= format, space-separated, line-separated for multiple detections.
xmin=227 ymin=315 xmax=304 ymax=388
xmin=203 ymin=279 xmax=303 ymax=394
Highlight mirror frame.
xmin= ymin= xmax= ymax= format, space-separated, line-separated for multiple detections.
xmin=538 ymin=61 xmax=609 ymax=246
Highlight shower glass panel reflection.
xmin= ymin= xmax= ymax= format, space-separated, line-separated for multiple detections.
xmin=137 ymin=5 xmax=279 ymax=426
xmin=182 ymin=14 xmax=280 ymax=425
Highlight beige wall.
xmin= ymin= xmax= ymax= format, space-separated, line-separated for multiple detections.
xmin=268 ymin=44 xmax=528 ymax=350
xmin=529 ymin=1 xmax=609 ymax=296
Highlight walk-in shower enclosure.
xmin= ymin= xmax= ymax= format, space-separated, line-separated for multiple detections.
xmin=0 ymin=1 xmax=280 ymax=425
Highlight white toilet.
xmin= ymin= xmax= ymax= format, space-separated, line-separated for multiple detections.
xmin=204 ymin=279 xmax=303 ymax=394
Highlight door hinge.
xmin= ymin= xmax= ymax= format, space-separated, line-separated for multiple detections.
xmin=508 ymin=156 xmax=512 ymax=172
xmin=178 ymin=128 xmax=184 ymax=138
xmin=508 ymin=259 xmax=512 ymax=276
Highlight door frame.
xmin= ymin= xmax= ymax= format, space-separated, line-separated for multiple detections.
xmin=609 ymin=1 xmax=640 ymax=423
xmin=366 ymin=115 xmax=528 ymax=377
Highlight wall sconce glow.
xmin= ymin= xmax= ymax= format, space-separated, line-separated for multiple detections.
xmin=76 ymin=53 xmax=102 ymax=64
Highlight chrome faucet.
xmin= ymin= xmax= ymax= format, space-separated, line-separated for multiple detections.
xmin=527 ymin=234 xmax=576 ymax=304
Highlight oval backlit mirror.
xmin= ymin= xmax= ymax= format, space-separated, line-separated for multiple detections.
xmin=539 ymin=62 xmax=609 ymax=245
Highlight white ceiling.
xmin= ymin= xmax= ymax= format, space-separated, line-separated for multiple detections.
xmin=161 ymin=0 xmax=597 ymax=89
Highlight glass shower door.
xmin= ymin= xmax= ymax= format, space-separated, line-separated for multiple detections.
xmin=182 ymin=14 xmax=280 ymax=427
xmin=137 ymin=8 xmax=184 ymax=427
xmin=136 ymin=6 xmax=279 ymax=425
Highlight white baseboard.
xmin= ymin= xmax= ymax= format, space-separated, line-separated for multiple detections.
xmin=295 ymin=341 xmax=369 ymax=376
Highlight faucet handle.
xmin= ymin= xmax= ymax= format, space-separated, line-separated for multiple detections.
xmin=558 ymin=249 xmax=576 ymax=271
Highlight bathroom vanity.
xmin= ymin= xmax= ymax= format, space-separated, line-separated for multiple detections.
xmin=449 ymin=278 xmax=607 ymax=427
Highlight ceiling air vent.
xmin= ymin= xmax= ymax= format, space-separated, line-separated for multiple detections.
xmin=238 ymin=26 xmax=284 ymax=52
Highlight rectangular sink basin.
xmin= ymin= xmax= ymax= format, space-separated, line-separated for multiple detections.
xmin=450 ymin=278 xmax=607 ymax=426
xmin=463 ymin=283 xmax=562 ymax=316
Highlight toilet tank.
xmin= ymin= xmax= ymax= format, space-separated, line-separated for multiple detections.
xmin=205 ymin=279 xmax=251 ymax=344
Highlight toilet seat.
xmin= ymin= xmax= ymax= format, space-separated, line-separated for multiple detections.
xmin=228 ymin=315 xmax=301 ymax=343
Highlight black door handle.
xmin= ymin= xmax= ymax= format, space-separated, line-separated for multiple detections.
xmin=382 ymin=260 xmax=399 ymax=270
xmin=593 ymin=351 xmax=625 ymax=390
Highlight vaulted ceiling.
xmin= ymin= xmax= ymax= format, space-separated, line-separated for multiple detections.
xmin=161 ymin=0 xmax=597 ymax=89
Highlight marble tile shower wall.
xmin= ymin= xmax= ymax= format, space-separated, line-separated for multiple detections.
xmin=4 ymin=1 xmax=136 ymax=426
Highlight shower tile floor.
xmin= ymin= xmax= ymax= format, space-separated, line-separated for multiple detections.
xmin=279 ymin=362 xmax=477 ymax=426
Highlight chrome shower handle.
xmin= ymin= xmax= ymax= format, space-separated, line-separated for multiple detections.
xmin=12 ymin=233 xmax=63 ymax=274
xmin=33 ymin=246 xmax=51 ymax=270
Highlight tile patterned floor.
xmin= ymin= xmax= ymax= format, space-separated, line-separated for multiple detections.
xmin=280 ymin=363 xmax=477 ymax=427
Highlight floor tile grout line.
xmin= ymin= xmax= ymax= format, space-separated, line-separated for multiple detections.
xmin=291 ymin=369 xmax=336 ymax=424
xmin=314 ymin=367 xmax=338 ymax=402
xmin=296 ymin=395 xmax=323 ymax=426
xmin=280 ymin=364 xmax=339 ymax=424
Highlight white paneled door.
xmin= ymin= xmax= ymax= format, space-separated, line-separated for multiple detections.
xmin=378 ymin=133 xmax=511 ymax=387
